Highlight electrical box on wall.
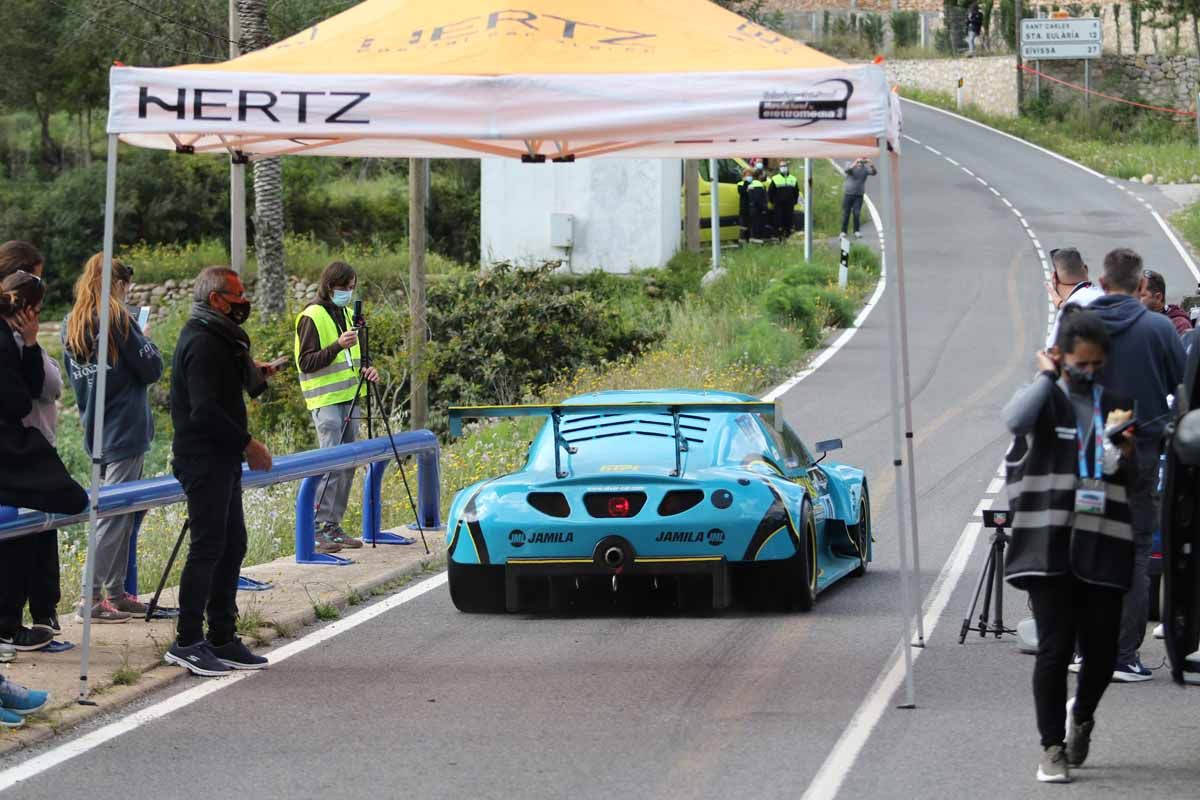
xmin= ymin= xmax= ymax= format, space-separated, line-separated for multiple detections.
xmin=549 ymin=212 xmax=574 ymax=248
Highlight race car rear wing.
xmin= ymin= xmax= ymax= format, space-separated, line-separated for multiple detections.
xmin=448 ymin=400 xmax=782 ymax=479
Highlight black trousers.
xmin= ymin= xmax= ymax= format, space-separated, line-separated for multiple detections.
xmin=175 ymin=463 xmax=247 ymax=647
xmin=841 ymin=193 xmax=865 ymax=234
xmin=1026 ymin=575 xmax=1123 ymax=748
xmin=774 ymin=203 xmax=795 ymax=238
xmin=0 ymin=530 xmax=59 ymax=634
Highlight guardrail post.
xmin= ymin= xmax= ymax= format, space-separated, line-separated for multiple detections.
xmin=123 ymin=512 xmax=146 ymax=596
xmin=839 ymin=234 xmax=850 ymax=289
xmin=295 ymin=475 xmax=353 ymax=565
xmin=417 ymin=446 xmax=442 ymax=529
xmin=361 ymin=460 xmax=417 ymax=545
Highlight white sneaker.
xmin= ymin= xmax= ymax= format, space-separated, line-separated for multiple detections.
xmin=1067 ymin=654 xmax=1082 ymax=674
xmin=1154 ymin=623 xmax=1165 ymax=640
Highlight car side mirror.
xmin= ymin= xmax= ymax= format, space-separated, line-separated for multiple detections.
xmin=815 ymin=439 xmax=843 ymax=455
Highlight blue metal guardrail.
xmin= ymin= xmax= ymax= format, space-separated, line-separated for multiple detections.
xmin=0 ymin=431 xmax=441 ymax=590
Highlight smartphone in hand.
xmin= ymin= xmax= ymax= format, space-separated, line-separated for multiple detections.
xmin=137 ymin=306 xmax=151 ymax=329
xmin=269 ymin=355 xmax=291 ymax=371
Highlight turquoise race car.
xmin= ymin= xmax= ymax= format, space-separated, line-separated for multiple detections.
xmin=445 ymin=390 xmax=872 ymax=613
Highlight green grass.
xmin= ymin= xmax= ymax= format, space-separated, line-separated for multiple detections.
xmin=901 ymin=87 xmax=1200 ymax=183
xmin=1174 ymin=201 xmax=1200 ymax=254
xmin=313 ymin=602 xmax=340 ymax=621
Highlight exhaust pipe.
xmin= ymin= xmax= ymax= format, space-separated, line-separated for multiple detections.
xmin=603 ymin=546 xmax=624 ymax=568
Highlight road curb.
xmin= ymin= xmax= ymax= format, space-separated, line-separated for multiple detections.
xmin=0 ymin=545 xmax=446 ymax=758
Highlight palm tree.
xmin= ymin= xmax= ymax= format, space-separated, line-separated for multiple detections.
xmin=237 ymin=0 xmax=286 ymax=319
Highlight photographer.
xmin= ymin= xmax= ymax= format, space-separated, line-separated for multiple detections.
xmin=1003 ymin=306 xmax=1136 ymax=784
xmin=165 ymin=267 xmax=278 ymax=677
xmin=841 ymin=158 xmax=876 ymax=239
xmin=294 ymin=261 xmax=379 ymax=553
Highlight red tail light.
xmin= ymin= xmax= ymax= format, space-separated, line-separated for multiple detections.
xmin=608 ymin=496 xmax=632 ymax=517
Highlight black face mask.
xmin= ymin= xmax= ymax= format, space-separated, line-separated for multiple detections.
xmin=1063 ymin=364 xmax=1098 ymax=390
xmin=226 ymin=299 xmax=251 ymax=326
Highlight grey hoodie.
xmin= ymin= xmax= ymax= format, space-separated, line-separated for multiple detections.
xmin=1087 ymin=293 xmax=1185 ymax=443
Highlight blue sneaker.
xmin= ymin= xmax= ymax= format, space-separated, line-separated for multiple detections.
xmin=0 ymin=708 xmax=23 ymax=728
xmin=1112 ymin=660 xmax=1153 ymax=683
xmin=0 ymin=680 xmax=49 ymax=715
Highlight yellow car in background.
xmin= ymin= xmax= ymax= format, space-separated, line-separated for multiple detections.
xmin=683 ymin=158 xmax=805 ymax=244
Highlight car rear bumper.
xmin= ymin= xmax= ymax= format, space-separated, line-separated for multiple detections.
xmin=504 ymin=535 xmax=730 ymax=612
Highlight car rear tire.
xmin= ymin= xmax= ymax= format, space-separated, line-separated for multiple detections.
xmin=448 ymin=560 xmax=506 ymax=613
xmin=851 ymin=488 xmax=871 ymax=578
xmin=776 ymin=501 xmax=817 ymax=612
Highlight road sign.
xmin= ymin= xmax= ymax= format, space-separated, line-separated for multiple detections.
xmin=1020 ymin=18 xmax=1102 ymax=60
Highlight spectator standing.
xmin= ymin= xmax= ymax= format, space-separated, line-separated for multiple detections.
xmin=165 ymin=267 xmax=276 ymax=677
xmin=294 ymin=262 xmax=380 ymax=553
xmin=966 ymin=3 xmax=984 ymax=56
xmin=736 ymin=167 xmax=753 ymax=242
xmin=1140 ymin=269 xmax=1193 ymax=335
xmin=63 ymin=254 xmax=163 ymax=623
xmin=1004 ymin=307 xmax=1137 ymax=784
xmin=841 ymin=158 xmax=876 ymax=239
xmin=768 ymin=161 xmax=800 ymax=240
xmin=747 ymin=168 xmax=770 ymax=242
xmin=0 ymin=268 xmax=81 ymax=651
xmin=1088 ymin=248 xmax=1185 ymax=682
xmin=1045 ymin=247 xmax=1104 ymax=348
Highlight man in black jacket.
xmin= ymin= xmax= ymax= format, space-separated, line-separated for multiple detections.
xmin=1088 ymin=248 xmax=1186 ymax=682
xmin=165 ymin=267 xmax=277 ymax=677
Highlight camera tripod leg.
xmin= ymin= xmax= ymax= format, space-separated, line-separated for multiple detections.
xmin=977 ymin=542 xmax=997 ymax=637
xmin=959 ymin=541 xmax=994 ymax=644
xmin=991 ymin=537 xmax=1006 ymax=637
xmin=146 ymin=518 xmax=189 ymax=622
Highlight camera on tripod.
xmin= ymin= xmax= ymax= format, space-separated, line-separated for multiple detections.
xmin=959 ymin=506 xmax=1017 ymax=643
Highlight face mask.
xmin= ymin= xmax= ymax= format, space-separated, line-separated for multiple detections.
xmin=744 ymin=176 xmax=752 ymax=183
xmin=1063 ymin=364 xmax=1097 ymax=388
xmin=226 ymin=299 xmax=251 ymax=326
xmin=332 ymin=289 xmax=354 ymax=307
xmin=780 ymin=167 xmax=789 ymax=175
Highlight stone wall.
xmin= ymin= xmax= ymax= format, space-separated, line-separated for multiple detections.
xmin=1039 ymin=55 xmax=1199 ymax=117
xmin=769 ymin=0 xmax=942 ymax=11
xmin=884 ymin=55 xmax=1019 ymax=116
xmin=125 ymin=274 xmax=326 ymax=322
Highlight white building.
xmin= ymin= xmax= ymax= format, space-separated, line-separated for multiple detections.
xmin=480 ymin=158 xmax=682 ymax=274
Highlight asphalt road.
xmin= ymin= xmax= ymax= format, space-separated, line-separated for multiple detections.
xmin=3 ymin=101 xmax=1199 ymax=799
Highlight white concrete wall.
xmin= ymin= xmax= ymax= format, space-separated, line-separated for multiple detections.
xmin=481 ymin=158 xmax=682 ymax=274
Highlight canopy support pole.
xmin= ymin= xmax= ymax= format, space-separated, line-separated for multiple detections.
xmin=684 ymin=160 xmax=700 ymax=253
xmin=878 ymin=137 xmax=917 ymax=709
xmin=409 ymin=158 xmax=429 ymax=431
xmin=708 ymin=158 xmax=720 ymax=269
xmin=77 ymin=134 xmax=120 ymax=703
xmin=889 ymin=146 xmax=926 ymax=647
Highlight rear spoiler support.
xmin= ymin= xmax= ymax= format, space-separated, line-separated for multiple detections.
xmin=551 ymin=409 xmax=578 ymax=479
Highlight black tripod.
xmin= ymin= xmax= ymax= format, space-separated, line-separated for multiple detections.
xmin=312 ymin=301 xmax=429 ymax=554
xmin=958 ymin=511 xmax=1017 ymax=643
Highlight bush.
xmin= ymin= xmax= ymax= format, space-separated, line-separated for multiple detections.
xmin=891 ymin=11 xmax=920 ymax=48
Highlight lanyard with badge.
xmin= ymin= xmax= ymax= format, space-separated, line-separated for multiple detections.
xmin=1075 ymin=386 xmax=1106 ymax=515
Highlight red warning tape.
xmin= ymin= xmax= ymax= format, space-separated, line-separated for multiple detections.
xmin=1018 ymin=63 xmax=1198 ymax=119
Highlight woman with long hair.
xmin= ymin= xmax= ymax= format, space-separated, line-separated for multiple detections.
xmin=0 ymin=267 xmax=85 ymax=651
xmin=63 ymin=253 xmax=163 ymax=623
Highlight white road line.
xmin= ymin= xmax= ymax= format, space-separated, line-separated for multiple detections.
xmin=973 ymin=497 xmax=993 ymax=517
xmin=0 ymin=572 xmax=450 ymax=793
xmin=975 ymin=177 xmax=988 ymax=186
xmin=944 ymin=157 xmax=961 ymax=167
xmin=925 ymin=146 xmax=943 ymax=156
xmin=906 ymin=135 xmax=922 ymax=145
xmin=1002 ymin=198 xmax=1013 ymax=208
xmin=899 ymin=96 xmax=1199 ymax=283
xmin=989 ymin=187 xmax=1001 ymax=197
xmin=961 ymin=167 xmax=975 ymax=177
xmin=800 ymin=521 xmax=984 ymax=800
xmin=986 ymin=477 xmax=1005 ymax=495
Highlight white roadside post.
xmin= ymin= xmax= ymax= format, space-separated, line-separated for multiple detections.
xmin=838 ymin=234 xmax=849 ymax=289
xmin=77 ymin=134 xmax=120 ymax=702
xmin=956 ymin=76 xmax=964 ymax=111
xmin=228 ymin=0 xmax=246 ymax=272
xmin=803 ymin=157 xmax=813 ymax=263
xmin=878 ymin=138 xmax=918 ymax=708
xmin=709 ymin=158 xmax=720 ymax=269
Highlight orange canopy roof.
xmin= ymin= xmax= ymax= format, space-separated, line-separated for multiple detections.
xmin=192 ymin=0 xmax=847 ymax=76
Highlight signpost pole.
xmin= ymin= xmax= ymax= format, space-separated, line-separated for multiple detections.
xmin=1084 ymin=59 xmax=1090 ymax=111
xmin=1016 ymin=1 xmax=1024 ymax=111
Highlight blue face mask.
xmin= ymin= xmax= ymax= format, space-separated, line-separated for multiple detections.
xmin=331 ymin=289 xmax=354 ymax=308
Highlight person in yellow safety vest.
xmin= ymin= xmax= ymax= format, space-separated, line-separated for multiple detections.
xmin=294 ymin=261 xmax=379 ymax=554
xmin=747 ymin=168 xmax=770 ymax=242
xmin=768 ymin=161 xmax=800 ymax=240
